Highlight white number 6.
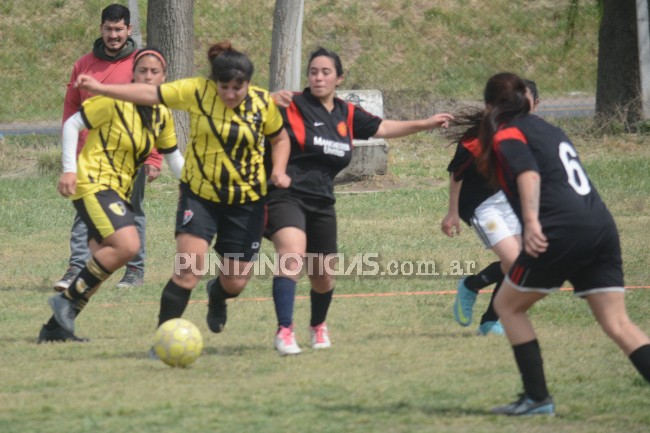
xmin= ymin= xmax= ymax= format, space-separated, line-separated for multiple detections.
xmin=559 ymin=142 xmax=591 ymax=195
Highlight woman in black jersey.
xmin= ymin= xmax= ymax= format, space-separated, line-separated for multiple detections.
xmin=442 ymin=80 xmax=539 ymax=336
xmin=477 ymin=72 xmax=650 ymax=415
xmin=266 ymin=47 xmax=454 ymax=356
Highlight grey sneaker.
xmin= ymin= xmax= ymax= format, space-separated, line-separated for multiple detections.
xmin=48 ymin=294 xmax=77 ymax=333
xmin=53 ymin=266 xmax=81 ymax=292
xmin=206 ymin=279 xmax=227 ymax=333
xmin=492 ymin=393 xmax=555 ymax=416
xmin=38 ymin=323 xmax=89 ymax=343
xmin=116 ymin=267 xmax=144 ymax=288
xmin=148 ymin=347 xmax=159 ymax=360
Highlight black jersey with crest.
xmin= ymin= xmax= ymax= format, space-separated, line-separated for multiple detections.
xmin=275 ymin=88 xmax=382 ymax=203
xmin=493 ymin=114 xmax=612 ymax=231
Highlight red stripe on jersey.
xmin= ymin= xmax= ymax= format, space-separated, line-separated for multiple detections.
xmin=286 ymin=102 xmax=306 ymax=151
xmin=493 ymin=127 xmax=526 ymax=198
xmin=494 ymin=127 xmax=527 ymax=145
xmin=346 ymin=103 xmax=355 ymax=148
xmin=461 ymin=137 xmax=481 ymax=157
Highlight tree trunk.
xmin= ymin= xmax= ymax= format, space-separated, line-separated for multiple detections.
xmin=596 ymin=0 xmax=641 ymax=128
xmin=128 ymin=0 xmax=143 ymax=47
xmin=269 ymin=0 xmax=304 ymax=91
xmin=147 ymin=0 xmax=194 ymax=151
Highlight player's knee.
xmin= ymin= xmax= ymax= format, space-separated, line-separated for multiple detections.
xmin=220 ymin=275 xmax=248 ymax=294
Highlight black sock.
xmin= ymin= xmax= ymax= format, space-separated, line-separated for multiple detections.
xmin=629 ymin=344 xmax=650 ymax=383
xmin=480 ymin=279 xmax=503 ymax=324
xmin=64 ymin=257 xmax=111 ymax=301
xmin=158 ymin=279 xmax=192 ymax=327
xmin=209 ymin=277 xmax=239 ymax=302
xmin=465 ymin=261 xmax=503 ymax=292
xmin=310 ymin=288 xmax=333 ymax=327
xmin=513 ymin=339 xmax=549 ymax=401
xmin=273 ymin=277 xmax=296 ymax=328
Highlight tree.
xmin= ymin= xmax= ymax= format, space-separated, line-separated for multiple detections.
xmin=596 ymin=0 xmax=641 ymax=127
xmin=147 ymin=0 xmax=194 ymax=151
xmin=269 ymin=0 xmax=304 ymax=91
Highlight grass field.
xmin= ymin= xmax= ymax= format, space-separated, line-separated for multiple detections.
xmin=1 ymin=127 xmax=649 ymax=433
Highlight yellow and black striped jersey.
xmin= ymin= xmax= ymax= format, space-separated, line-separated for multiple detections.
xmin=73 ymin=95 xmax=176 ymax=201
xmin=158 ymin=77 xmax=283 ymax=205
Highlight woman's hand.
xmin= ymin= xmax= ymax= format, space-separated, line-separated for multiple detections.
xmin=57 ymin=172 xmax=77 ymax=197
xmin=426 ymin=113 xmax=454 ymax=129
xmin=523 ymin=219 xmax=548 ymax=257
xmin=441 ymin=211 xmax=462 ymax=237
xmin=270 ymin=172 xmax=291 ymax=189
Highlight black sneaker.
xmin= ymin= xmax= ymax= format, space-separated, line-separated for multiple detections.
xmin=53 ymin=266 xmax=81 ymax=292
xmin=206 ymin=279 xmax=227 ymax=333
xmin=38 ymin=324 xmax=89 ymax=343
xmin=116 ymin=267 xmax=144 ymax=288
xmin=48 ymin=294 xmax=77 ymax=333
xmin=492 ymin=393 xmax=555 ymax=416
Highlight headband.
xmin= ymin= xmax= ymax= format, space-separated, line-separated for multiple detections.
xmin=134 ymin=49 xmax=167 ymax=71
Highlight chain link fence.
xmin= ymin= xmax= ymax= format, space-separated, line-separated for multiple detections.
xmin=0 ymin=0 xmax=599 ymax=138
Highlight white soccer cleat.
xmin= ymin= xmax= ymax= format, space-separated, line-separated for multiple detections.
xmin=275 ymin=325 xmax=302 ymax=356
xmin=310 ymin=322 xmax=331 ymax=349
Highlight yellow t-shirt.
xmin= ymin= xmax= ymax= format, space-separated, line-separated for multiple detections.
xmin=73 ymin=95 xmax=176 ymax=200
xmin=158 ymin=77 xmax=283 ymax=204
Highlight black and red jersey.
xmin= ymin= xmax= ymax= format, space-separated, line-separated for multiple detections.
xmin=493 ymin=114 xmax=610 ymax=231
xmin=447 ymin=137 xmax=498 ymax=225
xmin=275 ymin=88 xmax=382 ymax=203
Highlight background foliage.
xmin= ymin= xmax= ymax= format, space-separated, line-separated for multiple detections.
xmin=0 ymin=0 xmax=600 ymax=134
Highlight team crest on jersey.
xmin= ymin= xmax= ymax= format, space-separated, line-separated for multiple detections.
xmin=245 ymin=113 xmax=262 ymax=125
xmin=109 ymin=201 xmax=127 ymax=216
xmin=182 ymin=209 xmax=194 ymax=226
xmin=336 ymin=121 xmax=348 ymax=137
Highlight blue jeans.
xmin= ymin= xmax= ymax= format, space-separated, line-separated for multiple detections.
xmin=68 ymin=167 xmax=147 ymax=273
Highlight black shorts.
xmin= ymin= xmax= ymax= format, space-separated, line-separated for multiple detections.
xmin=176 ymin=182 xmax=264 ymax=261
xmin=73 ymin=189 xmax=135 ymax=243
xmin=265 ymin=189 xmax=337 ymax=254
xmin=507 ymin=221 xmax=624 ymax=297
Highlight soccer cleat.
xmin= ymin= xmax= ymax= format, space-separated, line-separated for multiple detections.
xmin=48 ymin=294 xmax=77 ymax=333
xmin=53 ymin=266 xmax=81 ymax=292
xmin=38 ymin=323 xmax=88 ymax=343
xmin=206 ymin=279 xmax=227 ymax=333
xmin=310 ymin=322 xmax=331 ymax=349
xmin=492 ymin=393 xmax=555 ymax=416
xmin=453 ymin=277 xmax=477 ymax=326
xmin=116 ymin=267 xmax=144 ymax=289
xmin=275 ymin=325 xmax=302 ymax=356
xmin=477 ymin=320 xmax=505 ymax=336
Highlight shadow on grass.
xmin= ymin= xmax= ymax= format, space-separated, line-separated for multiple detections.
xmin=315 ymin=401 xmax=493 ymax=417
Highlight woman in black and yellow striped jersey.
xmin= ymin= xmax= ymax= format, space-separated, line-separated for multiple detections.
xmin=74 ymin=41 xmax=291 ymax=342
xmin=44 ymin=48 xmax=185 ymax=342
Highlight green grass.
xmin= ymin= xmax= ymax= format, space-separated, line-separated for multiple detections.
xmin=2 ymin=0 xmax=600 ymax=123
xmin=1 ymin=131 xmax=650 ymax=432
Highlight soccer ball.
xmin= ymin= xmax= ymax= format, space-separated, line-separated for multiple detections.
xmin=152 ymin=318 xmax=203 ymax=368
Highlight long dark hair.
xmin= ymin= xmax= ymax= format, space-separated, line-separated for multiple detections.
xmin=207 ymin=41 xmax=254 ymax=83
xmin=446 ymin=107 xmax=484 ymax=145
xmin=477 ymin=72 xmax=530 ymax=186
